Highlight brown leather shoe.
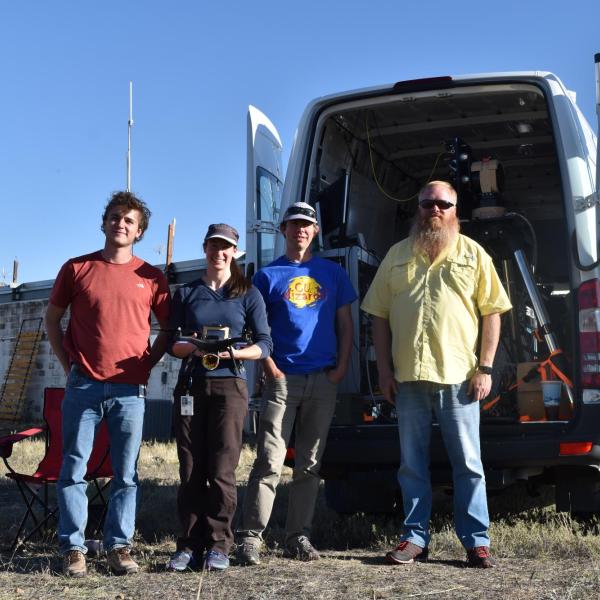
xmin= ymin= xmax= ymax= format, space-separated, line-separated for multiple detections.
xmin=63 ymin=550 xmax=87 ymax=577
xmin=107 ymin=547 xmax=139 ymax=575
xmin=466 ymin=546 xmax=496 ymax=568
xmin=386 ymin=541 xmax=429 ymax=564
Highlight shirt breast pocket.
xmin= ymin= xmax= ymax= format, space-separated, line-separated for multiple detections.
xmin=448 ymin=259 xmax=477 ymax=297
xmin=390 ymin=261 xmax=415 ymax=296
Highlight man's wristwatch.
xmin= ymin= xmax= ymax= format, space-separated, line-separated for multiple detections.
xmin=477 ymin=364 xmax=493 ymax=375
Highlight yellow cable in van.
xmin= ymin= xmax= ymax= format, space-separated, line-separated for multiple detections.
xmin=365 ymin=112 xmax=445 ymax=203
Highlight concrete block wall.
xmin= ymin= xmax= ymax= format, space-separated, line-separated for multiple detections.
xmin=0 ymin=299 xmax=60 ymax=421
xmin=0 ymin=299 xmax=182 ymax=422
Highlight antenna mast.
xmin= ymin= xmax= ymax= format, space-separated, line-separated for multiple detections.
xmin=127 ymin=81 xmax=133 ymax=191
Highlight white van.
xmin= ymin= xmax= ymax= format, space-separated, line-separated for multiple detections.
xmin=244 ymin=57 xmax=600 ymax=516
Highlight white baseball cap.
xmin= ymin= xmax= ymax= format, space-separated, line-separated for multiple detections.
xmin=281 ymin=202 xmax=317 ymax=224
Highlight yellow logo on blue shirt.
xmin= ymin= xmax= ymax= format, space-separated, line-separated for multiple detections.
xmin=284 ymin=276 xmax=324 ymax=308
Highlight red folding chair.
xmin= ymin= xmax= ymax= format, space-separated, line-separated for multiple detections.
xmin=0 ymin=387 xmax=113 ymax=551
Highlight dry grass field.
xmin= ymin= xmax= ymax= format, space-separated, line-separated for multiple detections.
xmin=1 ymin=439 xmax=600 ymax=599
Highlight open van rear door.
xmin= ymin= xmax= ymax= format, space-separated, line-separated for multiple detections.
xmin=245 ymin=105 xmax=283 ymax=278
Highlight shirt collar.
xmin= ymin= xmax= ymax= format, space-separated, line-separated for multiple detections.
xmin=410 ymin=234 xmax=460 ymax=266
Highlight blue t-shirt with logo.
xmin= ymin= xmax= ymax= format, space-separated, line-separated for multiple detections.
xmin=253 ymin=255 xmax=357 ymax=374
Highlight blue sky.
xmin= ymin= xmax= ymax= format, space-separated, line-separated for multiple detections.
xmin=1 ymin=1 xmax=599 ymax=284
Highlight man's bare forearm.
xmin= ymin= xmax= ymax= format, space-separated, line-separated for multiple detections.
xmin=335 ymin=304 xmax=353 ymax=374
xmin=148 ymin=329 xmax=169 ymax=368
xmin=45 ymin=303 xmax=69 ymax=375
xmin=479 ymin=313 xmax=501 ymax=366
xmin=469 ymin=313 xmax=501 ymax=402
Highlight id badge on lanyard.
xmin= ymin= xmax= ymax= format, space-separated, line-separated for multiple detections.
xmin=181 ymin=395 xmax=194 ymax=416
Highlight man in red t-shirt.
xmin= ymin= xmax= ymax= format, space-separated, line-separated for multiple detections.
xmin=45 ymin=191 xmax=170 ymax=577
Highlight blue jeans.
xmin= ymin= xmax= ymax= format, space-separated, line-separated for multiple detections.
xmin=395 ymin=380 xmax=489 ymax=549
xmin=57 ymin=367 xmax=145 ymax=553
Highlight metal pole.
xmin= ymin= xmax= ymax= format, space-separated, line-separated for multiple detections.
xmin=127 ymin=81 xmax=133 ymax=192
xmin=342 ymin=168 xmax=351 ymax=231
xmin=12 ymin=258 xmax=18 ymax=285
xmin=513 ymin=249 xmax=574 ymax=404
xmin=513 ymin=249 xmax=556 ymax=352
xmin=594 ymin=54 xmax=600 ymax=193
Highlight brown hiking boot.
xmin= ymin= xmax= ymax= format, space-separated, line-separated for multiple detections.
xmin=466 ymin=546 xmax=496 ymax=568
xmin=283 ymin=536 xmax=320 ymax=561
xmin=63 ymin=550 xmax=87 ymax=577
xmin=386 ymin=541 xmax=429 ymax=564
xmin=107 ymin=547 xmax=139 ymax=575
xmin=236 ymin=542 xmax=261 ymax=566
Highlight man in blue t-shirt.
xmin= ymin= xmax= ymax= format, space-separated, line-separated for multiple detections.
xmin=237 ymin=202 xmax=357 ymax=564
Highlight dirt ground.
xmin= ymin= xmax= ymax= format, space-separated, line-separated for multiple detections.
xmin=2 ymin=441 xmax=600 ymax=599
xmin=1 ymin=547 xmax=599 ymax=600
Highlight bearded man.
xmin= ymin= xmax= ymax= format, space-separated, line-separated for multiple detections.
xmin=361 ymin=181 xmax=511 ymax=568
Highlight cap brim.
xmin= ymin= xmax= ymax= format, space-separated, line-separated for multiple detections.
xmin=282 ymin=213 xmax=317 ymax=224
xmin=205 ymin=234 xmax=238 ymax=246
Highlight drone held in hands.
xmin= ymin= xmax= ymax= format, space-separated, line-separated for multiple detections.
xmin=172 ymin=326 xmax=246 ymax=371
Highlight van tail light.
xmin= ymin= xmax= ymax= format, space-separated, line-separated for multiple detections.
xmin=578 ymin=279 xmax=600 ymax=387
xmin=559 ymin=441 xmax=593 ymax=455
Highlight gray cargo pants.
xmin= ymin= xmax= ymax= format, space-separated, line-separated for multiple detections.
xmin=237 ymin=370 xmax=337 ymax=546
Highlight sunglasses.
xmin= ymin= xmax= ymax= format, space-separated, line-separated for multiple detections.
xmin=418 ymin=199 xmax=456 ymax=210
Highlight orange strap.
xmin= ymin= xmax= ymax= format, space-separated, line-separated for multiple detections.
xmin=538 ymin=349 xmax=574 ymax=388
xmin=481 ymin=349 xmax=572 ymax=412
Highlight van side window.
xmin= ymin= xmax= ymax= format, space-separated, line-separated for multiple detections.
xmin=257 ymin=166 xmax=282 ymax=268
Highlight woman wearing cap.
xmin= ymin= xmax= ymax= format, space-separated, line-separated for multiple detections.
xmin=166 ymin=223 xmax=272 ymax=572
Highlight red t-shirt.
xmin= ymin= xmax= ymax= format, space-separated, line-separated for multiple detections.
xmin=49 ymin=251 xmax=171 ymax=384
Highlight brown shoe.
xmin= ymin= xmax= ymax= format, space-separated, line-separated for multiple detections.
xmin=63 ymin=550 xmax=87 ymax=577
xmin=107 ymin=547 xmax=139 ymax=575
xmin=466 ymin=546 xmax=496 ymax=568
xmin=283 ymin=536 xmax=320 ymax=561
xmin=386 ymin=541 xmax=429 ymax=564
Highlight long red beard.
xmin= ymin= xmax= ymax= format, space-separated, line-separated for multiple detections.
xmin=410 ymin=213 xmax=460 ymax=258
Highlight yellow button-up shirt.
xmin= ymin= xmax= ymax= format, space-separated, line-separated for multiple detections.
xmin=361 ymin=234 xmax=512 ymax=385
